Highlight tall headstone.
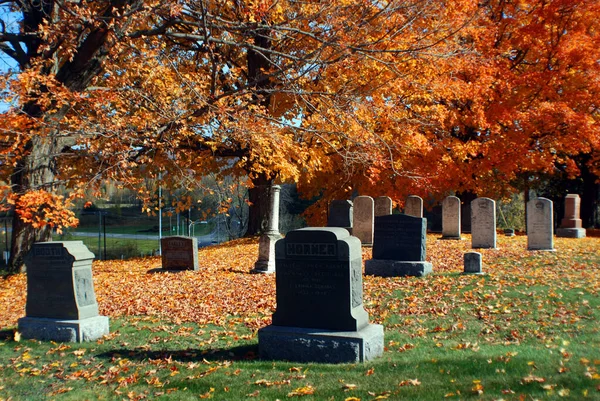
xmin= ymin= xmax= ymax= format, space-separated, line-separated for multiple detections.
xmin=527 ymin=197 xmax=555 ymax=251
xmin=258 ymin=228 xmax=384 ymax=363
xmin=365 ymin=214 xmax=433 ymax=277
xmin=327 ymin=200 xmax=353 ymax=233
xmin=471 ymin=198 xmax=497 ymax=249
xmin=352 ymin=196 xmax=374 ymax=246
xmin=161 ymin=236 xmax=199 ymax=270
xmin=441 ymin=196 xmax=462 ymax=240
xmin=463 ymin=252 xmax=484 ymax=275
xmin=374 ymin=196 xmax=392 ymax=217
xmin=18 ymin=241 xmax=109 ymax=342
xmin=405 ymin=195 xmax=423 ymax=218
xmin=253 ymin=185 xmax=283 ymax=273
xmin=556 ymin=194 xmax=586 ymax=238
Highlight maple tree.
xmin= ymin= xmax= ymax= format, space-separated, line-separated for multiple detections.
xmin=0 ymin=0 xmax=478 ymax=271
xmin=1 ymin=0 xmax=598 ymax=272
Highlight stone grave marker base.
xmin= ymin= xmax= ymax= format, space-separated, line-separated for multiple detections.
xmin=556 ymin=228 xmax=586 ymax=238
xmin=252 ymin=232 xmax=282 ymax=273
xmin=365 ymin=260 xmax=432 ymax=277
xmin=439 ymin=235 xmax=463 ymax=240
xmin=18 ymin=316 xmax=109 ymax=343
xmin=258 ymin=324 xmax=384 ymax=363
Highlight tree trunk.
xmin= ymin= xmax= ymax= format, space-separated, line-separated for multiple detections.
xmin=8 ymin=135 xmax=60 ymax=273
xmin=246 ymin=173 xmax=273 ymax=236
xmin=580 ymin=161 xmax=599 ymax=228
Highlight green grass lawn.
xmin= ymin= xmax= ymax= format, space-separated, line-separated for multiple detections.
xmin=0 ymin=236 xmax=599 ymax=400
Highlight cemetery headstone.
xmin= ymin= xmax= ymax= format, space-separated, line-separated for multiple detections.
xmin=441 ymin=196 xmax=462 ymax=240
xmin=556 ymin=194 xmax=586 ymax=238
xmin=405 ymin=195 xmax=424 ymax=218
xmin=374 ymin=196 xmax=392 ymax=217
xmin=328 ymin=200 xmax=353 ymax=233
xmin=471 ymin=198 xmax=497 ymax=249
xmin=463 ymin=252 xmax=484 ymax=274
xmin=258 ymin=227 xmax=384 ymax=363
xmin=18 ymin=241 xmax=109 ymax=342
xmin=161 ymin=236 xmax=199 ymax=270
xmin=527 ymin=197 xmax=555 ymax=251
xmin=253 ymin=185 xmax=283 ymax=273
xmin=352 ymin=196 xmax=374 ymax=246
xmin=365 ymin=214 xmax=433 ymax=277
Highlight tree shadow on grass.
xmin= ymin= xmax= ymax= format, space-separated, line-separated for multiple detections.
xmin=95 ymin=343 xmax=259 ymax=363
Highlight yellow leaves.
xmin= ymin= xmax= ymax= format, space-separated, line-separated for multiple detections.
xmin=198 ymin=387 xmax=214 ymax=399
xmin=287 ymin=385 xmax=315 ymax=397
xmin=398 ymin=379 xmax=421 ymax=387
xmin=15 ymin=190 xmax=79 ymax=232
xmin=13 ymin=331 xmax=21 ymax=342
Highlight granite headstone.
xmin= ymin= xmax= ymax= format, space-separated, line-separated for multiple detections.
xmin=471 ymin=198 xmax=496 ymax=249
xmin=441 ymin=196 xmax=462 ymax=240
xmin=352 ymin=196 xmax=374 ymax=246
xmin=374 ymin=196 xmax=392 ymax=217
xmin=365 ymin=214 xmax=432 ymax=277
xmin=161 ymin=236 xmax=199 ymax=271
xmin=527 ymin=197 xmax=555 ymax=251
xmin=259 ymin=228 xmax=383 ymax=363
xmin=18 ymin=241 xmax=109 ymax=342
xmin=405 ymin=195 xmax=423 ymax=218
xmin=328 ymin=200 xmax=353 ymax=233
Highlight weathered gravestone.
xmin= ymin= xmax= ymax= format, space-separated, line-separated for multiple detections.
xmin=328 ymin=200 xmax=353 ymax=233
xmin=161 ymin=236 xmax=199 ymax=270
xmin=253 ymin=185 xmax=283 ymax=273
xmin=352 ymin=196 xmax=374 ymax=246
xmin=441 ymin=196 xmax=462 ymax=240
xmin=556 ymin=194 xmax=586 ymax=238
xmin=405 ymin=195 xmax=423 ymax=218
xmin=463 ymin=252 xmax=484 ymax=275
xmin=471 ymin=198 xmax=497 ymax=249
xmin=527 ymin=197 xmax=555 ymax=251
xmin=18 ymin=241 xmax=109 ymax=342
xmin=374 ymin=196 xmax=392 ymax=217
xmin=258 ymin=228 xmax=384 ymax=363
xmin=364 ymin=214 xmax=433 ymax=277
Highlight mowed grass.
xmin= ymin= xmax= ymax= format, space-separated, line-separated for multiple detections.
xmin=0 ymin=234 xmax=599 ymax=400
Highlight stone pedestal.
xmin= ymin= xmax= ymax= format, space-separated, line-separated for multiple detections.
xmin=365 ymin=259 xmax=432 ymax=277
xmin=18 ymin=241 xmax=109 ymax=342
xmin=253 ymin=185 xmax=283 ymax=274
xmin=18 ymin=316 xmax=110 ymax=343
xmin=259 ymin=228 xmax=383 ymax=363
xmin=557 ymin=194 xmax=586 ymax=238
xmin=259 ymin=324 xmax=384 ymax=363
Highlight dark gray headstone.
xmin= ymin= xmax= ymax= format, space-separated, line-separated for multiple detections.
xmin=372 ymin=214 xmax=427 ymax=262
xmin=18 ymin=241 xmax=109 ymax=342
xmin=259 ymin=227 xmax=383 ymax=363
xmin=365 ymin=214 xmax=432 ymax=277
xmin=24 ymin=242 xmax=98 ymax=320
xmin=463 ymin=252 xmax=484 ymax=274
xmin=328 ymin=200 xmax=353 ymax=230
xmin=272 ymin=228 xmax=368 ymax=331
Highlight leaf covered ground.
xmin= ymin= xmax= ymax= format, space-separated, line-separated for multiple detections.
xmin=0 ymin=234 xmax=599 ymax=400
